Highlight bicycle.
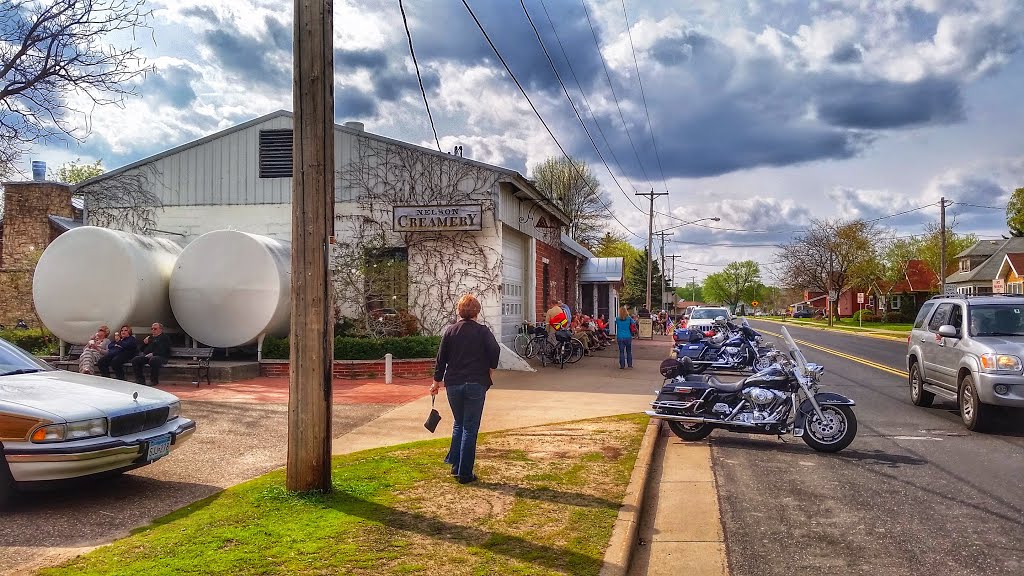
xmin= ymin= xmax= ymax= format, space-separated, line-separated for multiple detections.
xmin=513 ymin=322 xmax=534 ymax=357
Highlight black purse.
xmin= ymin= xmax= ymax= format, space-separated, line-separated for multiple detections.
xmin=424 ymin=394 xmax=442 ymax=433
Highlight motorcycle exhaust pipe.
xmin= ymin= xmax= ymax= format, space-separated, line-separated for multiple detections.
xmin=645 ymin=410 xmax=757 ymax=427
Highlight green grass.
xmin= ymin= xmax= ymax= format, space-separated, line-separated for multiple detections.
xmin=40 ymin=414 xmax=649 ymax=576
xmin=758 ymin=316 xmax=912 ymax=333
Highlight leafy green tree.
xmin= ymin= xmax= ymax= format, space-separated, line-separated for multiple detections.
xmin=531 ymin=157 xmax=608 ymax=248
xmin=702 ymin=261 xmax=762 ymax=312
xmin=621 ymin=248 xmax=664 ymax=309
xmin=676 ymin=281 xmax=703 ymax=303
xmin=52 ymin=159 xmax=104 ymax=184
xmin=1007 ymin=187 xmax=1024 ymax=237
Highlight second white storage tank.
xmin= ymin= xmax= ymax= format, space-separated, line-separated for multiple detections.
xmin=169 ymin=230 xmax=291 ymax=348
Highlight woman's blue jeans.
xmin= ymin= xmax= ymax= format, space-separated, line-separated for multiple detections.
xmin=617 ymin=338 xmax=633 ymax=368
xmin=445 ymin=382 xmax=487 ymax=480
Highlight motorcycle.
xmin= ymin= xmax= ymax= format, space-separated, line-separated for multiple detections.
xmin=648 ymin=326 xmax=858 ymax=453
xmin=672 ymin=317 xmax=774 ymax=373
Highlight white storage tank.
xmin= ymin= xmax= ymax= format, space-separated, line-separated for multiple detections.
xmin=169 ymin=230 xmax=291 ymax=348
xmin=33 ymin=226 xmax=183 ymax=344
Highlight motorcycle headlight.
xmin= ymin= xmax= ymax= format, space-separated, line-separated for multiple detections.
xmin=31 ymin=418 xmax=108 ymax=443
xmin=980 ymin=354 xmax=1022 ymax=372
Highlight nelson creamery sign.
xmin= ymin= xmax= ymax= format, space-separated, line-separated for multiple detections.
xmin=393 ymin=204 xmax=483 ymax=232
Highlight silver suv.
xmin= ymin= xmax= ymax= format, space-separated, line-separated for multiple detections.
xmin=907 ymin=295 xmax=1024 ymax=431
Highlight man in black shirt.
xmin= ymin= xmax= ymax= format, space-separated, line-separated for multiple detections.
xmin=132 ymin=322 xmax=172 ymax=386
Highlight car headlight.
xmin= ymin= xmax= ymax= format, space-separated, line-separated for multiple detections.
xmin=980 ymin=354 xmax=1022 ymax=372
xmin=31 ymin=418 xmax=108 ymax=443
xmin=167 ymin=401 xmax=181 ymax=421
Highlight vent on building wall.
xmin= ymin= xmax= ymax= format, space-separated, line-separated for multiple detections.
xmin=259 ymin=129 xmax=293 ymax=178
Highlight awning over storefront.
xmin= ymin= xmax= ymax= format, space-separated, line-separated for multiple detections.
xmin=560 ymin=234 xmax=595 ymax=260
xmin=580 ymin=257 xmax=624 ymax=283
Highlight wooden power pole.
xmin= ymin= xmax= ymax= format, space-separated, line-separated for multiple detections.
xmin=940 ymin=196 xmax=947 ymax=295
xmin=288 ymin=0 xmax=335 ymax=492
xmin=636 ymin=190 xmax=668 ymax=311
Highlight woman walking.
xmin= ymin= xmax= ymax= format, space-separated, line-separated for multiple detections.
xmin=614 ymin=306 xmax=637 ymax=369
xmin=430 ymin=294 xmax=501 ymax=484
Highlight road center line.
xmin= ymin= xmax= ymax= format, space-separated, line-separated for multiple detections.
xmin=759 ymin=328 xmax=908 ymax=378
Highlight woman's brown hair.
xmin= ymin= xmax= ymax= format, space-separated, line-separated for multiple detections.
xmin=457 ymin=294 xmax=482 ymax=320
xmin=119 ymin=325 xmax=133 ymax=336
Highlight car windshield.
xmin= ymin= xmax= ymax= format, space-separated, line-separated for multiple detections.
xmin=969 ymin=305 xmax=1024 ymax=337
xmin=0 ymin=338 xmax=53 ymax=376
xmin=690 ymin=309 xmax=728 ymax=320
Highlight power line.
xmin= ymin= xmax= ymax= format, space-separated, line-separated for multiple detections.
xmin=536 ymin=0 xmax=642 ymax=198
xmin=619 ymin=0 xmax=668 ymax=195
xmin=459 ymin=0 xmax=643 ymax=240
xmin=954 ymin=201 xmax=1005 ymax=210
xmin=579 ymin=0 xmax=651 ymax=185
xmin=863 ymin=201 xmax=939 ymax=223
xmin=517 ymin=0 xmax=644 ymax=214
xmin=398 ymin=0 xmax=441 ymax=152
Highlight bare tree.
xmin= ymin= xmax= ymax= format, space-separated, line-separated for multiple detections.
xmin=778 ymin=219 xmax=879 ymax=325
xmin=0 ymin=0 xmax=152 ymax=177
xmin=530 ymin=157 xmax=607 ymax=248
xmin=76 ymin=165 xmax=161 ymax=233
xmin=338 ymin=136 xmax=503 ymax=336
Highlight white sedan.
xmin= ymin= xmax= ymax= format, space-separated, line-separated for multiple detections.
xmin=0 ymin=338 xmax=195 ymax=509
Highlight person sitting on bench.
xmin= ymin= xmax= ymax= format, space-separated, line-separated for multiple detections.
xmin=98 ymin=326 xmax=138 ymax=380
xmin=79 ymin=325 xmax=111 ymax=375
xmin=132 ymin=322 xmax=171 ymax=386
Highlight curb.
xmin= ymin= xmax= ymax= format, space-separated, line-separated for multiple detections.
xmin=753 ymin=318 xmax=908 ymax=342
xmin=600 ymin=417 xmax=663 ymax=576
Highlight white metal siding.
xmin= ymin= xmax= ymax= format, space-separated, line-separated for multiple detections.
xmin=501 ymin=226 xmax=527 ymax=346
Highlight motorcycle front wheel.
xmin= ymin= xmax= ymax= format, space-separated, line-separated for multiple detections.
xmin=667 ymin=420 xmax=714 ymax=441
xmin=801 ymin=405 xmax=857 ymax=453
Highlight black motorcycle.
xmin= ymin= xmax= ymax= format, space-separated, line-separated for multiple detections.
xmin=672 ymin=318 xmax=774 ymax=374
xmin=649 ymin=326 xmax=858 ymax=453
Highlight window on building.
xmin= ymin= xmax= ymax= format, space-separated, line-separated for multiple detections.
xmin=890 ymin=295 xmax=901 ymax=310
xmin=959 ymin=259 xmax=970 ymax=272
xmin=259 ymin=129 xmax=293 ymax=178
xmin=563 ymin=266 xmax=569 ymax=304
xmin=1009 ymin=282 xmax=1024 ymax=295
xmin=542 ymin=263 xmax=550 ymax=311
xmin=977 ymin=286 xmax=994 ymax=295
xmin=364 ymin=248 xmax=408 ymax=313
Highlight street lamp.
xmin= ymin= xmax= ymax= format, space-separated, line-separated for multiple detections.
xmin=649 ymin=217 xmax=720 ymax=312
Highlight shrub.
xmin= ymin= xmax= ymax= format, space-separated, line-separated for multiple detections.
xmin=261 ymin=336 xmax=289 ymax=359
xmin=0 ymin=329 xmax=59 ymax=356
xmin=851 ymin=309 xmax=881 ymax=323
xmin=261 ymin=335 xmax=441 ymax=360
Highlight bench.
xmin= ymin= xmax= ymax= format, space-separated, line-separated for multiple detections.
xmin=52 ymin=345 xmax=213 ymax=387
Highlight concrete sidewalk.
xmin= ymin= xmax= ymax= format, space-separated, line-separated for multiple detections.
xmin=332 ymin=336 xmax=673 ymax=455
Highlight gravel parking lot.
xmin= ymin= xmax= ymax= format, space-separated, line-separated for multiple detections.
xmin=0 ymin=397 xmax=398 ymax=575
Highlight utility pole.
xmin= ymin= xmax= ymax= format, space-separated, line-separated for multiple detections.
xmin=666 ymin=254 xmax=682 ymax=310
xmin=940 ymin=196 xmax=947 ymax=295
xmin=288 ymin=0 xmax=335 ymax=492
xmin=654 ymin=231 xmax=670 ymax=309
xmin=636 ymin=190 xmax=668 ymax=311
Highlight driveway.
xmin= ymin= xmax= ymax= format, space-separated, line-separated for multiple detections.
xmin=0 ymin=377 xmax=428 ymax=575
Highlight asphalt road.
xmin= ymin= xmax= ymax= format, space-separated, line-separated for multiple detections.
xmin=709 ymin=320 xmax=1024 ymax=576
xmin=0 ymin=400 xmax=394 ymax=575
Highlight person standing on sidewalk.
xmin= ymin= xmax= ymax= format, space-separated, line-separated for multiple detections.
xmin=614 ymin=306 xmax=637 ymax=369
xmin=430 ymin=294 xmax=501 ymax=484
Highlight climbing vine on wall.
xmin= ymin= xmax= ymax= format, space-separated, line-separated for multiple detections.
xmin=337 ymin=135 xmax=502 ymax=335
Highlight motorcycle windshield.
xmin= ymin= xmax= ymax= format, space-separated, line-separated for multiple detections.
xmin=780 ymin=326 xmax=809 ymax=373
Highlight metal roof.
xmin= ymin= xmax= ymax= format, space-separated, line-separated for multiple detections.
xmin=48 ymin=215 xmax=84 ymax=232
xmin=579 ymin=257 xmax=624 ymax=283
xmin=560 ymin=233 xmax=595 ymax=259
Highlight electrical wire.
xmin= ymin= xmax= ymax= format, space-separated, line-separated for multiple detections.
xmin=620 ymin=0 xmax=668 ymax=196
xmin=579 ymin=0 xmax=651 ymax=185
xmin=518 ymin=0 xmax=643 ymax=214
xmin=863 ymin=201 xmax=939 ymax=223
xmin=459 ymin=0 xmax=643 ymax=240
xmin=954 ymin=201 xmax=1005 ymax=210
xmin=398 ymin=0 xmax=441 ymax=152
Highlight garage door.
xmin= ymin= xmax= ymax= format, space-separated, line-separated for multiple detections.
xmin=501 ymin=228 xmax=527 ymax=346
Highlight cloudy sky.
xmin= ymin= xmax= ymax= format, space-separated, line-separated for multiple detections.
xmin=23 ymin=0 xmax=1024 ymax=285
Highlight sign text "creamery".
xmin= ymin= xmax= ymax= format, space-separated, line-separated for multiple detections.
xmin=392 ymin=204 xmax=483 ymax=232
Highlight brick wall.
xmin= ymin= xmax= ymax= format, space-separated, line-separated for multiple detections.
xmin=260 ymin=358 xmax=436 ymax=379
xmin=534 ymin=238 xmax=582 ymax=323
xmin=0 ymin=181 xmax=73 ymax=326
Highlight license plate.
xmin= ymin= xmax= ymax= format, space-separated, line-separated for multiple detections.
xmin=146 ymin=434 xmax=172 ymax=462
